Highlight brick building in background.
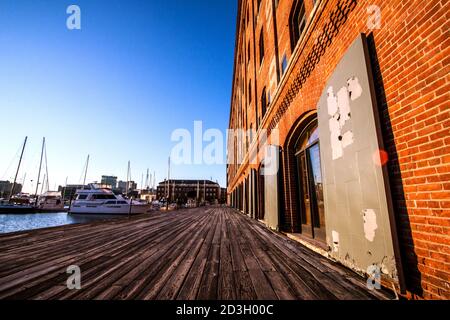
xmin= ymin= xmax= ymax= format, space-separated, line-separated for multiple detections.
xmin=157 ymin=179 xmax=221 ymax=204
xmin=227 ymin=0 xmax=449 ymax=299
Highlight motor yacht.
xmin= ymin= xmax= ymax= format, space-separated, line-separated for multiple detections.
xmin=69 ymin=185 xmax=151 ymax=215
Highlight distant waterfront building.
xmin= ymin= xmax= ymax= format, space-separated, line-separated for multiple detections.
xmin=58 ymin=184 xmax=86 ymax=201
xmin=139 ymin=188 xmax=157 ymax=203
xmin=100 ymin=175 xmax=117 ymax=189
xmin=0 ymin=180 xmax=23 ymax=199
xmin=117 ymin=180 xmax=126 ymax=192
xmin=156 ymin=179 xmax=221 ymax=204
xmin=117 ymin=180 xmax=137 ymax=195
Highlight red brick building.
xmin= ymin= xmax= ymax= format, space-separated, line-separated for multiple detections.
xmin=227 ymin=0 xmax=449 ymax=299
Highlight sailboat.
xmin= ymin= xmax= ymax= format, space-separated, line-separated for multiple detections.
xmin=33 ymin=138 xmax=65 ymax=212
xmin=0 ymin=137 xmax=34 ymax=213
xmin=35 ymin=191 xmax=65 ymax=212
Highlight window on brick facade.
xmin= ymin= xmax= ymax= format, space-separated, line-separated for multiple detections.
xmin=247 ymin=6 xmax=249 ymax=26
xmin=248 ymin=80 xmax=252 ymax=104
xmin=281 ymin=54 xmax=288 ymax=76
xmin=247 ymin=41 xmax=251 ymax=65
xmin=261 ymin=87 xmax=267 ymax=119
xmin=259 ymin=30 xmax=265 ymax=66
xmin=289 ymin=0 xmax=307 ymax=50
xmin=257 ymin=0 xmax=262 ymax=14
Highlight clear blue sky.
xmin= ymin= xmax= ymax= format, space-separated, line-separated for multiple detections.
xmin=0 ymin=0 xmax=237 ymax=192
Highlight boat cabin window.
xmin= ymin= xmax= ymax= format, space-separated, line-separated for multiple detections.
xmin=117 ymin=201 xmax=128 ymax=204
xmin=104 ymin=201 xmax=117 ymax=205
xmin=77 ymin=195 xmax=88 ymax=200
xmin=91 ymin=194 xmax=116 ymax=200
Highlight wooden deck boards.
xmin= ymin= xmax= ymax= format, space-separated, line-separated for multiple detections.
xmin=0 ymin=207 xmax=394 ymax=300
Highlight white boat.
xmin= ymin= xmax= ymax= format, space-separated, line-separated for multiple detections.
xmin=68 ymin=185 xmax=151 ymax=215
xmin=36 ymin=191 xmax=65 ymax=212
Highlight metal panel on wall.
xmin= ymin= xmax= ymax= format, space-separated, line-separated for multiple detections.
xmin=317 ymin=34 xmax=400 ymax=283
xmin=264 ymin=145 xmax=280 ymax=231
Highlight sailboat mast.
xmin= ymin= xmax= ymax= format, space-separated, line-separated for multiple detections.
xmin=168 ymin=157 xmax=171 ymax=199
xmin=82 ymin=155 xmax=90 ymax=189
xmin=44 ymin=142 xmax=49 ymax=193
xmin=34 ymin=137 xmax=45 ymax=199
xmin=9 ymin=136 xmax=27 ymax=201
xmin=126 ymin=161 xmax=130 ymax=196
xmin=40 ymin=174 xmax=46 ymax=194
xmin=62 ymin=176 xmax=68 ymax=200
xmin=166 ymin=157 xmax=170 ymax=210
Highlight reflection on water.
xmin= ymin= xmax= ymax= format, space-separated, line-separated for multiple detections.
xmin=0 ymin=212 xmax=119 ymax=234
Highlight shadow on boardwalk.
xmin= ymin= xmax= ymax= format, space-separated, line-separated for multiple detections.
xmin=0 ymin=207 xmax=395 ymax=300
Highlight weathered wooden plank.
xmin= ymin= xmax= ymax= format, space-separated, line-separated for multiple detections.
xmin=217 ymin=239 xmax=236 ymax=300
xmin=0 ymin=214 xmax=195 ymax=298
xmin=104 ymin=214 xmax=209 ymax=300
xmin=228 ymin=212 xmax=278 ymax=300
xmin=251 ymin=229 xmax=366 ymax=299
xmin=175 ymin=211 xmax=219 ymax=300
xmin=0 ymin=207 xmax=393 ymax=300
xmin=196 ymin=213 xmax=222 ymax=300
xmin=138 ymin=213 xmax=212 ymax=299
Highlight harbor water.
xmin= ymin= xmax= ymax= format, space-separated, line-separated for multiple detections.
xmin=0 ymin=212 xmax=116 ymax=234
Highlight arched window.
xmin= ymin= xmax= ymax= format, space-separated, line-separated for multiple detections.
xmin=259 ymin=30 xmax=265 ymax=66
xmin=289 ymin=0 xmax=307 ymax=50
xmin=261 ymin=87 xmax=267 ymax=118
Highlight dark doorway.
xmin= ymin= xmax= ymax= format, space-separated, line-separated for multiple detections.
xmin=294 ymin=119 xmax=326 ymax=242
xmin=257 ymin=164 xmax=265 ymax=220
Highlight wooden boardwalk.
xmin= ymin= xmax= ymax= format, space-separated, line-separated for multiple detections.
xmin=0 ymin=207 xmax=393 ymax=300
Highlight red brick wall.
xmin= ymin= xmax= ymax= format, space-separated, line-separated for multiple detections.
xmin=228 ymin=0 xmax=449 ymax=299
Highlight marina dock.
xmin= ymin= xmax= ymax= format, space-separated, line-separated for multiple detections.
xmin=0 ymin=207 xmax=393 ymax=300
